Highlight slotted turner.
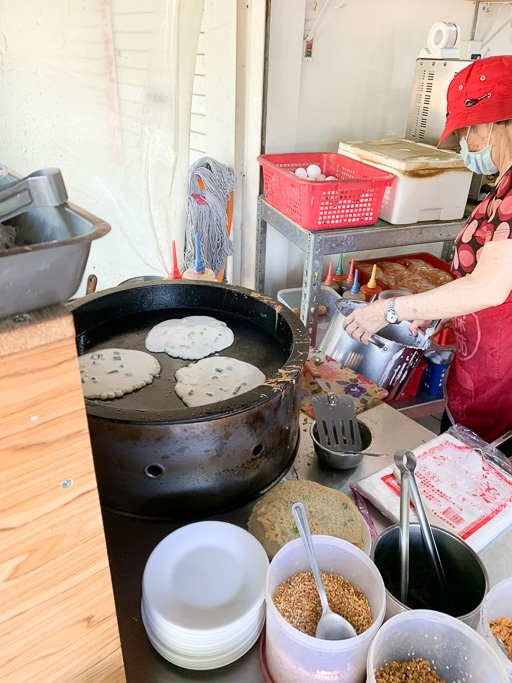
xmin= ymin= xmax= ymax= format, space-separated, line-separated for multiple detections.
xmin=312 ymin=393 xmax=362 ymax=453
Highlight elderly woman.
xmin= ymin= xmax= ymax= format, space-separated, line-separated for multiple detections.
xmin=342 ymin=56 xmax=512 ymax=445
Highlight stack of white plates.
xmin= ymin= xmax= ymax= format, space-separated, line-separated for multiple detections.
xmin=142 ymin=521 xmax=269 ymax=670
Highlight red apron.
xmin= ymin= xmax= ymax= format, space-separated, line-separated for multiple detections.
xmin=446 ymin=291 xmax=512 ymax=443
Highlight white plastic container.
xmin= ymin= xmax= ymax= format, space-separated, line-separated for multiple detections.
xmin=277 ymin=285 xmax=341 ymax=346
xmin=265 ymin=536 xmax=385 ymax=683
xmin=477 ymin=577 xmax=512 ymax=680
xmin=367 ymin=610 xmax=508 ymax=682
xmin=338 ymin=138 xmax=472 ymax=224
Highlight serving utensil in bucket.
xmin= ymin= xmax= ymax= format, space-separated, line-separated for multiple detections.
xmin=395 ymin=451 xmax=451 ymax=608
xmin=291 ymin=502 xmax=357 ymax=641
xmin=394 ymin=452 xmax=410 ymax=605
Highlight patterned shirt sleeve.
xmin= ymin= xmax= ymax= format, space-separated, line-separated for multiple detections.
xmin=451 ymin=167 xmax=512 ymax=276
xmin=487 ymin=169 xmax=512 ymax=242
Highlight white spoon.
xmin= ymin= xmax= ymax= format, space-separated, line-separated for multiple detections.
xmin=291 ymin=502 xmax=357 ymax=640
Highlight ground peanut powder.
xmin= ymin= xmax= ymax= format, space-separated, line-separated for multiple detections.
xmin=272 ymin=570 xmax=372 ymax=637
xmin=374 ymin=658 xmax=446 ymax=682
xmin=490 ymin=616 xmax=512 ymax=661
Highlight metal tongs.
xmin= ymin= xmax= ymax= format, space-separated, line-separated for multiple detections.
xmin=0 ymin=168 xmax=67 ymax=223
xmin=394 ymin=450 xmax=451 ymax=607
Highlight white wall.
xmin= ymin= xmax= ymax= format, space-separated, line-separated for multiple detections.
xmin=0 ymin=0 xmax=234 ymax=293
xmin=263 ymin=0 xmax=512 ymax=297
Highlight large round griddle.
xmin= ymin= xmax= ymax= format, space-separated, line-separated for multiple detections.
xmin=81 ymin=307 xmax=287 ymax=417
xmin=68 ymin=281 xmax=309 ymax=518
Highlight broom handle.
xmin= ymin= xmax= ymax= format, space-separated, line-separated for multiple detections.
xmin=196 ymin=178 xmax=233 ymax=282
xmin=217 ymin=192 xmax=233 ymax=282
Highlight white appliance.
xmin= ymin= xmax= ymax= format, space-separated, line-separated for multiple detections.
xmin=405 ymin=58 xmax=472 ymax=147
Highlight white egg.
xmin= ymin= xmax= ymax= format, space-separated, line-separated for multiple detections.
xmin=295 ymin=167 xmax=308 ymax=179
xmin=306 ymin=164 xmax=322 ymax=179
xmin=325 ymin=175 xmax=338 ymax=181
xmin=317 ymin=174 xmax=326 ymax=181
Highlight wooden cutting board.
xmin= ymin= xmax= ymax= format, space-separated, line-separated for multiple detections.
xmin=0 ymin=305 xmax=125 ymax=682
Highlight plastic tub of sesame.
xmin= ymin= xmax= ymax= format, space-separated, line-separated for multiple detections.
xmin=366 ymin=610 xmax=508 ymax=683
xmin=265 ymin=536 xmax=385 ymax=683
xmin=477 ymin=577 xmax=512 ymax=680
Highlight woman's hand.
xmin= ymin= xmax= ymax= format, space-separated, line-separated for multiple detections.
xmin=342 ymin=300 xmax=388 ymax=344
xmin=409 ymin=318 xmax=452 ymax=337
xmin=409 ymin=319 xmax=432 ymax=337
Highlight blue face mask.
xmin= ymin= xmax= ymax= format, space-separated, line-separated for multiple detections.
xmin=459 ymin=125 xmax=499 ymax=175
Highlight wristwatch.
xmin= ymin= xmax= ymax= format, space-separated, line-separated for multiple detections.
xmin=386 ymin=298 xmax=398 ymax=324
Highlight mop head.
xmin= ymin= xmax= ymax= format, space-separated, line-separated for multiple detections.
xmin=184 ymin=157 xmax=235 ymax=279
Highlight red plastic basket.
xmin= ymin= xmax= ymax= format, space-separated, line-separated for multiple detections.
xmin=257 ymin=152 xmax=394 ymax=231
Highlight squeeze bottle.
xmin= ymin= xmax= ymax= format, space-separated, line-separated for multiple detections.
xmin=164 ymin=240 xmax=182 ymax=280
xmin=322 ymin=261 xmax=340 ymax=293
xmin=182 ymin=233 xmax=216 ymax=281
xmin=332 ymin=254 xmax=345 ymax=283
xmin=360 ymin=264 xmax=383 ymax=302
xmin=338 ymin=258 xmax=355 ymax=292
xmin=342 ymin=269 xmax=366 ymax=301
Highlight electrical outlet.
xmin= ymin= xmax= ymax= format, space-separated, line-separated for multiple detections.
xmin=303 ymin=37 xmax=314 ymax=62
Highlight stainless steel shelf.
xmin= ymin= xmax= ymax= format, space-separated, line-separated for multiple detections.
xmin=256 ymin=197 xmax=464 ymax=342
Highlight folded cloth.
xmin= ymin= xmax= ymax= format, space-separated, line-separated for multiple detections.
xmin=301 ymin=348 xmax=388 ymax=419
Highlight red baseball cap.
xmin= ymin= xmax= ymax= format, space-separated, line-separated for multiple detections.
xmin=438 ymin=55 xmax=512 ymax=149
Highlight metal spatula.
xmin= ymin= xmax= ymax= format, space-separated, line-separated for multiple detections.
xmin=312 ymin=393 xmax=362 ymax=453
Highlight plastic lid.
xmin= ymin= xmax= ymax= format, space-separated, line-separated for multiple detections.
xmin=346 ymin=258 xmax=355 ymax=284
xmin=335 ymin=254 xmax=343 ymax=276
xmin=368 ymin=264 xmax=377 ymax=289
xmin=351 ymin=270 xmax=360 ymax=294
xmin=166 ymin=240 xmax=182 ymax=280
xmin=338 ymin=138 xmax=467 ymax=171
xmin=324 ymin=261 xmax=335 ymax=286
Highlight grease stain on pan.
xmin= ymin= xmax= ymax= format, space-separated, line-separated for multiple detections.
xmin=262 ymin=363 xmax=304 ymax=389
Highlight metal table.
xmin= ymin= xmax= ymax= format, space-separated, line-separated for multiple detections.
xmin=256 ymin=197 xmax=464 ymax=342
xmin=102 ymin=402 xmax=512 ymax=683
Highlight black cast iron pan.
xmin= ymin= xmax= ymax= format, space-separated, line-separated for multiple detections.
xmin=67 ymin=280 xmax=309 ymax=424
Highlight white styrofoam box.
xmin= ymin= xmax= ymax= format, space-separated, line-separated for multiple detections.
xmin=338 ymin=139 xmax=473 ymax=225
xmin=277 ymin=285 xmax=341 ymax=346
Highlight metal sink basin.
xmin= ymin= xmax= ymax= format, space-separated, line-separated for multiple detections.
xmin=0 ymin=168 xmax=110 ymax=318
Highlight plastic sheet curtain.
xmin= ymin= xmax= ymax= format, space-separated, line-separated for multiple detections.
xmin=0 ymin=0 xmax=204 ymax=291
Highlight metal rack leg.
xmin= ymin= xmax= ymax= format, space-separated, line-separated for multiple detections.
xmin=256 ymin=199 xmax=267 ymax=293
xmin=301 ymin=234 xmax=323 ymax=344
xmin=441 ymin=240 xmax=454 ymax=263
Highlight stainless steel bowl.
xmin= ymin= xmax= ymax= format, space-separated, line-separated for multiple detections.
xmin=311 ymin=419 xmax=374 ymax=469
xmin=371 ymin=523 xmax=488 ymax=626
xmin=318 ymin=300 xmax=428 ymax=400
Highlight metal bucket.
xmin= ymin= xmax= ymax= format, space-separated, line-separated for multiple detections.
xmin=371 ymin=523 xmax=488 ymax=626
xmin=318 ymin=300 xmax=428 ymax=400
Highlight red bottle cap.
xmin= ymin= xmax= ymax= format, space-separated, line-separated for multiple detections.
xmin=165 ymin=240 xmax=182 ymax=279
xmin=324 ymin=262 xmax=335 ymax=286
xmin=346 ymin=258 xmax=355 ymax=284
